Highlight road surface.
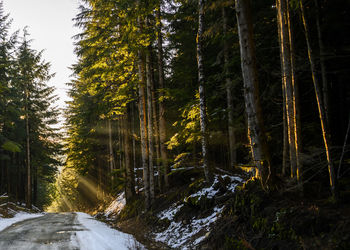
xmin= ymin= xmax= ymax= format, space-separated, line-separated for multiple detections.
xmin=0 ymin=212 xmax=141 ymax=250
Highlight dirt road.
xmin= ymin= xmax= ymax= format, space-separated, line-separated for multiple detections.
xmin=0 ymin=212 xmax=140 ymax=250
xmin=0 ymin=213 xmax=81 ymax=249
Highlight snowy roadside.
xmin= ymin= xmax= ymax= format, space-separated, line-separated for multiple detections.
xmin=154 ymin=174 xmax=243 ymax=249
xmin=75 ymin=212 xmax=145 ymax=250
xmin=104 ymin=192 xmax=126 ymax=219
xmin=0 ymin=212 xmax=44 ymax=232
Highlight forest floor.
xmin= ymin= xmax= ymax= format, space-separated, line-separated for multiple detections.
xmin=98 ymin=167 xmax=350 ymax=249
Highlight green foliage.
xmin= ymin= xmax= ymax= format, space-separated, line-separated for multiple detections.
xmin=1 ymin=140 xmax=22 ymax=153
xmin=0 ymin=4 xmax=61 ymax=207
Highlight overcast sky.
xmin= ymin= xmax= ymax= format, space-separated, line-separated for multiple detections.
xmin=3 ymin=0 xmax=81 ymax=114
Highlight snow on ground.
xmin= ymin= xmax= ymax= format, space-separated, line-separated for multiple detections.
xmin=187 ymin=176 xmax=221 ymax=200
xmin=157 ymin=204 xmax=184 ymax=221
xmin=186 ymin=175 xmax=243 ymax=201
xmin=75 ymin=212 xmax=145 ymax=250
xmin=104 ymin=192 xmax=126 ymax=218
xmin=155 ymin=206 xmax=224 ymax=249
xmin=0 ymin=212 xmax=44 ymax=232
xmin=155 ymin=174 xmax=243 ymax=248
xmin=222 ymin=174 xmax=243 ymax=192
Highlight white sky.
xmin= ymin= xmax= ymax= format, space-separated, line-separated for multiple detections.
xmin=3 ymin=0 xmax=81 ymax=119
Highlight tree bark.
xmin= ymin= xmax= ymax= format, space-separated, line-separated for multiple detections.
xmin=282 ymin=83 xmax=289 ymax=176
xmin=131 ymin=102 xmax=137 ymax=189
xmin=197 ymin=0 xmax=213 ymax=183
xmin=276 ymin=0 xmax=300 ymax=180
xmin=118 ymin=120 xmax=123 ymax=171
xmin=222 ymin=6 xmax=237 ymax=168
xmin=146 ymin=49 xmax=155 ymax=203
xmin=337 ymin=116 xmax=350 ymax=179
xmin=138 ymin=51 xmax=150 ymax=209
xmin=123 ymin=113 xmax=135 ymax=203
xmin=149 ymin=49 xmax=162 ymax=192
xmin=286 ymin=1 xmax=302 ymax=179
xmin=300 ymin=0 xmax=336 ymax=198
xmin=235 ymin=0 xmax=272 ymax=186
xmin=25 ymin=87 xmax=31 ymax=209
xmin=156 ymin=3 xmax=169 ymax=189
xmin=314 ymin=0 xmax=330 ymax=128
xmin=107 ymin=120 xmax=115 ymax=187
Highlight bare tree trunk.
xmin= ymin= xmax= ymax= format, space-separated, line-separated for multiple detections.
xmin=314 ymin=0 xmax=330 ymax=128
xmin=156 ymin=3 xmax=169 ymax=189
xmin=300 ymin=0 xmax=336 ymax=198
xmin=137 ymin=2 xmax=151 ymax=208
xmin=276 ymin=0 xmax=299 ymax=180
xmin=108 ymin=120 xmax=115 ymax=187
xmin=282 ymin=84 xmax=289 ymax=176
xmin=337 ymin=116 xmax=350 ymax=179
xmin=197 ymin=0 xmax=213 ymax=183
xmin=123 ymin=113 xmax=135 ymax=203
xmin=138 ymin=51 xmax=150 ymax=209
xmin=25 ymin=88 xmax=31 ymax=209
xmin=117 ymin=120 xmax=123 ymax=171
xmin=222 ymin=6 xmax=237 ymax=168
xmin=146 ymin=49 xmax=155 ymax=203
xmin=149 ymin=50 xmax=162 ymax=192
xmin=131 ymin=103 xmax=137 ymax=190
xmin=286 ymin=1 xmax=302 ymax=179
xmin=277 ymin=3 xmax=289 ymax=176
xmin=235 ymin=0 xmax=272 ymax=186
xmin=33 ymin=166 xmax=37 ymax=205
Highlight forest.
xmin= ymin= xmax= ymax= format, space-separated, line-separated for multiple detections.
xmin=1 ymin=0 xmax=350 ymax=249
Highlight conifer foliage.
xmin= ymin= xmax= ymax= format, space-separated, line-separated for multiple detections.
xmin=0 ymin=3 xmax=61 ymax=209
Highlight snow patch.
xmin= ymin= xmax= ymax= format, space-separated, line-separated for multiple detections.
xmin=75 ymin=212 xmax=145 ymax=250
xmin=186 ymin=175 xmax=242 ymax=202
xmin=222 ymin=175 xmax=243 ymax=192
xmin=155 ymin=206 xmax=224 ymax=248
xmin=187 ymin=176 xmax=220 ymax=200
xmin=0 ymin=212 xmax=44 ymax=232
xmin=104 ymin=192 xmax=126 ymax=217
xmin=155 ymin=174 xmax=243 ymax=248
xmin=157 ymin=204 xmax=184 ymax=221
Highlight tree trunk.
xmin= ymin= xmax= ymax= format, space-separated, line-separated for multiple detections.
xmin=276 ymin=0 xmax=300 ymax=180
xmin=287 ymin=1 xmax=302 ymax=179
xmin=131 ymin=103 xmax=138 ymax=193
xmin=156 ymin=3 xmax=169 ymax=189
xmin=282 ymin=83 xmax=288 ymax=176
xmin=138 ymin=51 xmax=150 ymax=209
xmin=118 ymin=120 xmax=123 ymax=171
xmin=222 ymin=6 xmax=237 ymax=168
xmin=146 ymin=49 xmax=155 ymax=203
xmin=123 ymin=112 xmax=135 ymax=203
xmin=235 ymin=0 xmax=272 ymax=186
xmin=197 ymin=0 xmax=213 ymax=183
xmin=25 ymin=88 xmax=31 ymax=209
xmin=300 ymin=0 xmax=336 ymax=198
xmin=6 ymin=159 xmax=9 ymax=196
xmin=314 ymin=0 xmax=330 ymax=128
xmin=337 ymin=116 xmax=350 ymax=179
xmin=108 ymin=120 xmax=115 ymax=187
xmin=33 ymin=166 xmax=37 ymax=205
xmin=149 ymin=49 xmax=162 ymax=192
